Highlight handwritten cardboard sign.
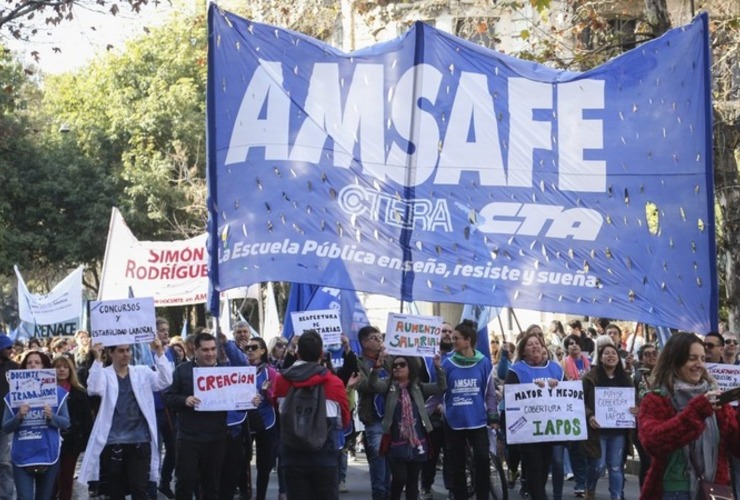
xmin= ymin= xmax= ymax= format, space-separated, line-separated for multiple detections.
xmin=384 ymin=313 xmax=442 ymax=357
xmin=193 ymin=366 xmax=257 ymax=411
xmin=504 ymin=381 xmax=587 ymax=445
xmin=595 ymin=387 xmax=635 ymax=428
xmin=8 ymin=369 xmax=57 ymax=408
xmin=706 ymin=363 xmax=740 ymax=406
xmin=290 ymin=309 xmax=342 ymax=346
xmin=90 ymin=297 xmax=156 ymax=347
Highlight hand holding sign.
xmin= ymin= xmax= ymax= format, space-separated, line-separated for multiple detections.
xmin=186 ymin=396 xmax=201 ymax=408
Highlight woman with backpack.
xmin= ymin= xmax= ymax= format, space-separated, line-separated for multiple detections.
xmin=366 ymin=353 xmax=445 ymax=500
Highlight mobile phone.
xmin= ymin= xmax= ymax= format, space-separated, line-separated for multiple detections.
xmin=717 ymin=386 xmax=740 ymax=406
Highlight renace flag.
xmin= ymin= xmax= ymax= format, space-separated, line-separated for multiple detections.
xmin=206 ymin=5 xmax=717 ymax=333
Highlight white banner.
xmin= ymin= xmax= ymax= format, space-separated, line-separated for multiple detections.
xmin=8 ymin=369 xmax=57 ymax=408
xmin=90 ymin=297 xmax=157 ymax=346
xmin=504 ymin=381 xmax=587 ymax=445
xmin=595 ymin=387 xmax=635 ymax=428
xmin=98 ymin=207 xmax=208 ymax=307
xmin=16 ymin=265 xmax=83 ymax=327
xmin=193 ymin=366 xmax=257 ymax=411
xmin=291 ymin=309 xmax=342 ymax=346
xmin=384 ymin=313 xmax=442 ymax=357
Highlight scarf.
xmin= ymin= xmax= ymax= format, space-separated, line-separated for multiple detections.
xmin=397 ymin=383 xmax=421 ymax=448
xmin=450 ymin=349 xmax=485 ymax=366
xmin=669 ymin=378 xmax=719 ymax=499
xmin=564 ymin=354 xmax=590 ymax=381
xmin=58 ymin=380 xmax=71 ymax=393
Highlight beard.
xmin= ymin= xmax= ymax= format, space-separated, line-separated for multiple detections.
xmin=439 ymin=339 xmax=453 ymax=352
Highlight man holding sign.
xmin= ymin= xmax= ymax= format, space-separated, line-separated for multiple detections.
xmin=164 ymin=332 xmax=228 ymax=500
xmin=77 ymin=340 xmax=173 ymax=500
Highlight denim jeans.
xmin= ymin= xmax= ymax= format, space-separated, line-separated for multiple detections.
xmin=551 ymin=445 xmax=565 ymax=500
xmin=0 ymin=431 xmax=14 ymax=500
xmin=363 ymin=420 xmax=390 ymax=499
xmin=338 ymin=448 xmax=348 ymax=483
xmin=13 ymin=461 xmax=61 ymax=500
xmin=587 ymin=433 xmax=625 ymax=499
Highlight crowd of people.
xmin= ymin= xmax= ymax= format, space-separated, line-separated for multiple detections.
xmin=0 ymin=317 xmax=739 ymax=500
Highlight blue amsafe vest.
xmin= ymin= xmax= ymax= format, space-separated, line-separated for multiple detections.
xmin=509 ymin=360 xmax=564 ymax=384
xmin=442 ymin=356 xmax=492 ymax=430
xmin=4 ymin=386 xmax=68 ymax=466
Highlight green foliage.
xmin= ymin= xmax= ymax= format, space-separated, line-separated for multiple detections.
xmin=43 ymin=13 xmax=208 ymax=239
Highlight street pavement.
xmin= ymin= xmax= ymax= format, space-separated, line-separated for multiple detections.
xmin=70 ymin=451 xmax=641 ymax=499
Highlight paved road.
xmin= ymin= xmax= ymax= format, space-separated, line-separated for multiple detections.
xmin=70 ymin=452 xmax=641 ymax=499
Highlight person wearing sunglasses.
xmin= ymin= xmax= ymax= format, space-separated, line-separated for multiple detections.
xmin=633 ymin=344 xmax=659 ymax=489
xmin=366 ymin=353 xmax=445 ymax=500
xmin=268 ymin=336 xmax=290 ymax=369
xmin=703 ymin=332 xmax=725 ymax=364
xmin=721 ymin=333 xmax=740 ymax=365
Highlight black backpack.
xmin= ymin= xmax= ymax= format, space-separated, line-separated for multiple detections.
xmin=280 ymin=382 xmax=330 ymax=452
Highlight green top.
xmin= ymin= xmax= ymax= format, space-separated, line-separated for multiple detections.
xmin=662 ymin=449 xmax=690 ymax=492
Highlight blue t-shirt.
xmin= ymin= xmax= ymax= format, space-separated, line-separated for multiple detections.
xmin=107 ymin=374 xmax=150 ymax=444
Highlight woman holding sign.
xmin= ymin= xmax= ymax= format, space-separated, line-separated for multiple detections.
xmin=2 ymin=350 xmax=70 ymax=500
xmin=639 ymin=332 xmax=740 ymax=500
xmin=504 ymin=327 xmax=564 ymax=500
xmin=582 ymin=344 xmax=636 ymax=500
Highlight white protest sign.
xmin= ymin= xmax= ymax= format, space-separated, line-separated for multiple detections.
xmin=8 ymin=369 xmax=57 ymax=408
xmin=595 ymin=387 xmax=635 ymax=428
xmin=89 ymin=297 xmax=157 ymax=347
xmin=504 ymin=381 xmax=587 ymax=445
xmin=707 ymin=363 xmax=740 ymax=406
xmin=290 ymin=309 xmax=342 ymax=346
xmin=193 ymin=366 xmax=257 ymax=411
xmin=384 ymin=313 xmax=442 ymax=357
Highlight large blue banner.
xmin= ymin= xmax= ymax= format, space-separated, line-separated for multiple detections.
xmin=206 ymin=5 xmax=717 ymax=333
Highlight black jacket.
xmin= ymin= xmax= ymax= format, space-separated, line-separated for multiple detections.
xmin=61 ymin=386 xmax=93 ymax=455
xmin=163 ymin=360 xmax=228 ymax=442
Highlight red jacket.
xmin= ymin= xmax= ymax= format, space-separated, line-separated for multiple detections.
xmin=638 ymin=391 xmax=740 ymax=499
xmin=273 ymin=363 xmax=351 ymax=429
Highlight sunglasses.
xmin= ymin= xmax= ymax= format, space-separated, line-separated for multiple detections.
xmin=704 ymin=343 xmax=719 ymax=350
xmin=275 ymin=342 xmax=287 ymax=348
xmin=392 ymin=362 xmax=408 ymax=369
xmin=642 ymin=351 xmax=657 ymax=357
xmin=246 ymin=344 xmax=261 ymax=351
xmin=368 ymin=335 xmax=384 ymax=342
xmin=725 ymin=340 xmax=739 ymax=345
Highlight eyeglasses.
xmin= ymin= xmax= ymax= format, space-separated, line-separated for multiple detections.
xmin=441 ymin=329 xmax=453 ymax=334
xmin=704 ymin=343 xmax=719 ymax=350
xmin=392 ymin=362 xmax=408 ymax=369
xmin=725 ymin=340 xmax=739 ymax=345
xmin=246 ymin=345 xmax=261 ymax=351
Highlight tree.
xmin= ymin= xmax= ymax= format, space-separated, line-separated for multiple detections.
xmin=43 ymin=12 xmax=208 ymax=240
xmin=0 ymin=0 xmax=150 ymax=40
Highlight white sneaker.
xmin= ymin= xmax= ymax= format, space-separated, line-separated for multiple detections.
xmin=339 ymin=482 xmax=349 ymax=493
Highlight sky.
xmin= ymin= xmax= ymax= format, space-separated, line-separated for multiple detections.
xmin=3 ymin=1 xmax=190 ymax=75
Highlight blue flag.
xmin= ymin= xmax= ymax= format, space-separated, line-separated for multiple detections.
xmin=207 ymin=6 xmax=717 ymax=333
